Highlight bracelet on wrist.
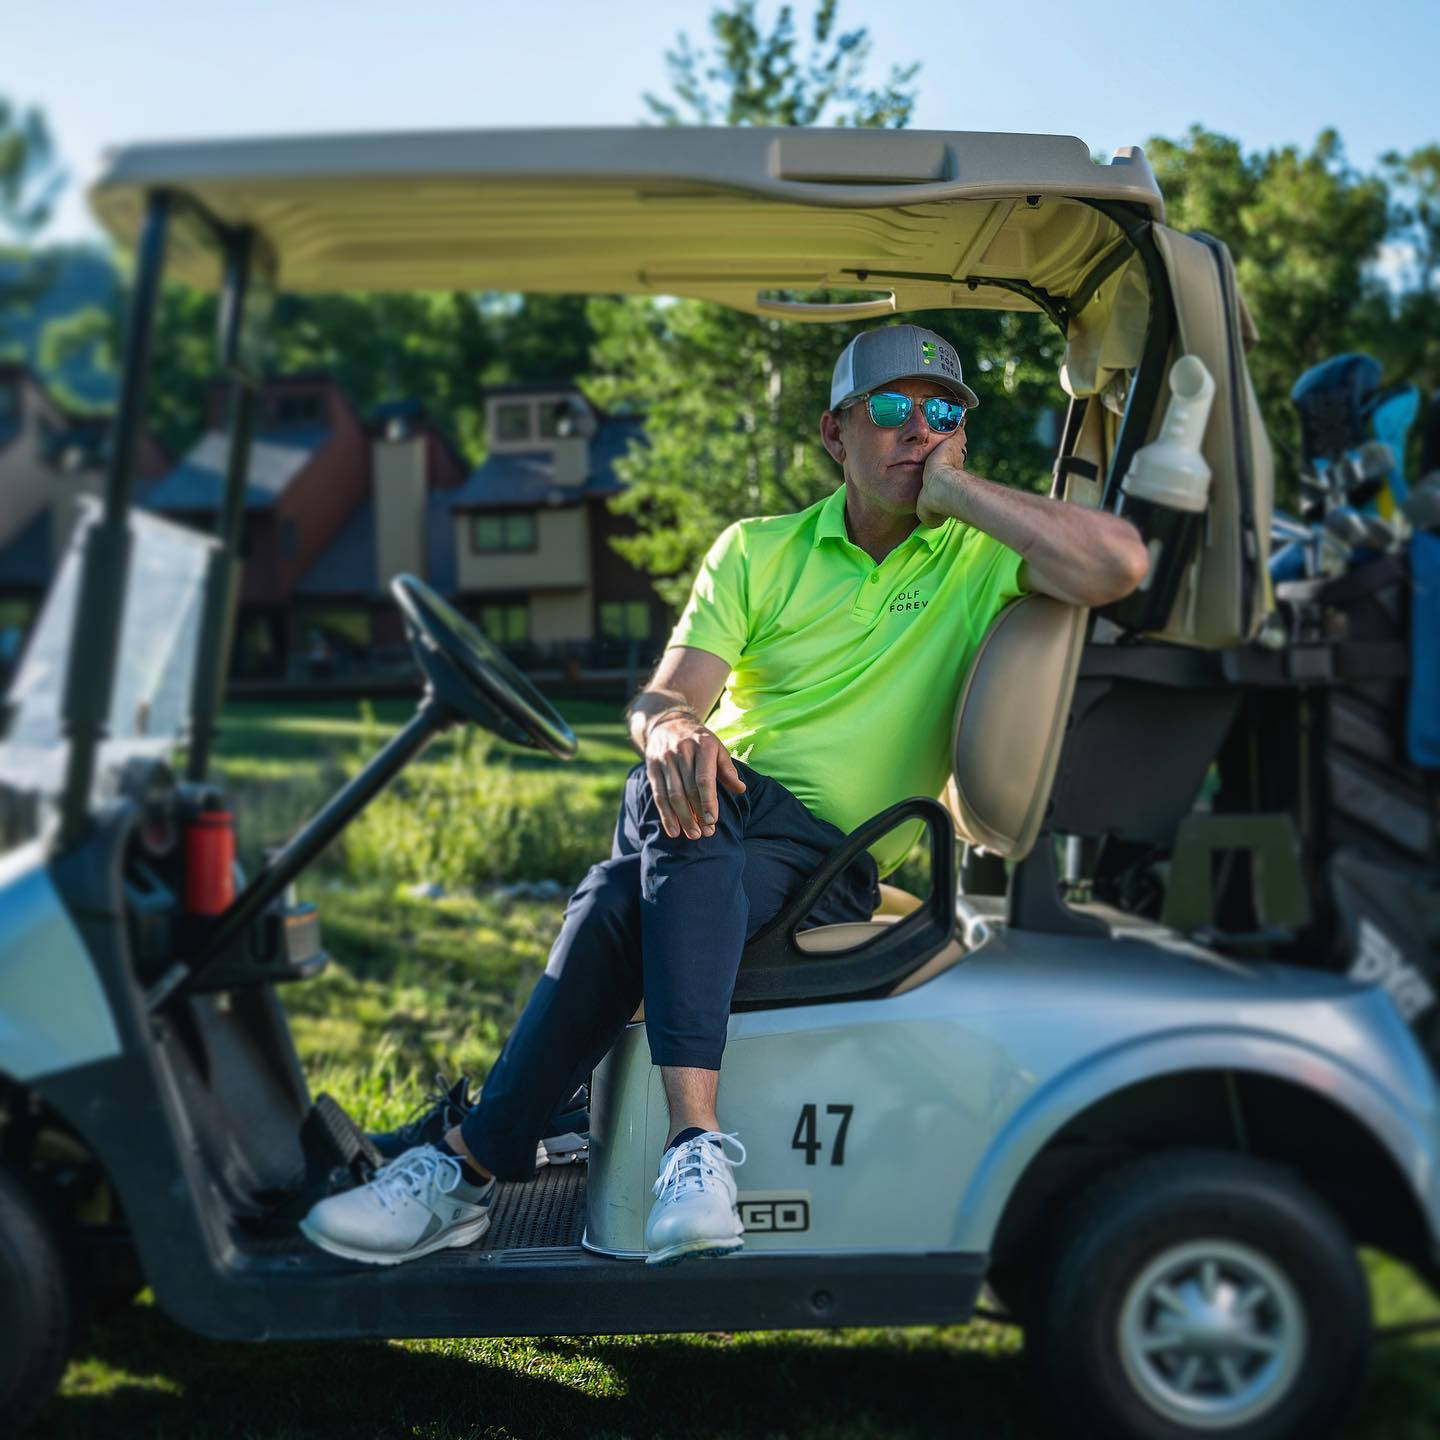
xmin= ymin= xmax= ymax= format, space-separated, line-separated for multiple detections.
xmin=645 ymin=705 xmax=697 ymax=743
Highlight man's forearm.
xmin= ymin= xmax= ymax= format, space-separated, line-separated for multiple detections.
xmin=923 ymin=462 xmax=1148 ymax=607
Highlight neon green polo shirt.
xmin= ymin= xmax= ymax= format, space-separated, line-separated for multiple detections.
xmin=668 ymin=484 xmax=1025 ymax=876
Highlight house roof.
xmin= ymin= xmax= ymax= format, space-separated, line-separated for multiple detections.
xmin=142 ymin=426 xmax=328 ymax=511
xmin=295 ymin=497 xmax=374 ymax=597
xmin=0 ymin=511 xmax=52 ymax=590
xmin=294 ymin=487 xmax=457 ymax=599
xmin=450 ymin=415 xmax=644 ymax=511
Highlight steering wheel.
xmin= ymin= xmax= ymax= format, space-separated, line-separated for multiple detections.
xmin=391 ymin=574 xmax=577 ymax=759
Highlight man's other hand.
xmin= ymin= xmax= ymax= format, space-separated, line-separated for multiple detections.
xmin=917 ymin=425 xmax=970 ymax=527
xmin=646 ymin=713 xmax=746 ymax=840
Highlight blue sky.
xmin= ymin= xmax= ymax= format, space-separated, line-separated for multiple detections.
xmin=9 ymin=0 xmax=1437 ymax=244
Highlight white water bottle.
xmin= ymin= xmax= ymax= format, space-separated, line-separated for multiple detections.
xmin=1112 ymin=354 xmax=1216 ymax=631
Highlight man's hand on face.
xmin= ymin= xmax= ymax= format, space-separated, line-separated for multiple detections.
xmin=916 ymin=423 xmax=970 ymax=527
xmin=646 ymin=712 xmax=747 ymax=841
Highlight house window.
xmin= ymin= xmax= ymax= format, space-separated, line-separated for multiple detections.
xmin=470 ymin=512 xmax=536 ymax=552
xmin=273 ymin=392 xmax=324 ymax=427
xmin=599 ymin=600 xmax=651 ymax=640
xmin=495 ymin=402 xmax=532 ymax=441
xmin=479 ymin=602 xmax=529 ymax=647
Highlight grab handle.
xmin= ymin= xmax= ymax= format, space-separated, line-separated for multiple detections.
xmin=754 ymin=292 xmax=897 ymax=322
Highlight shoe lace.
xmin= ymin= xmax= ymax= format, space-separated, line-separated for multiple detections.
xmin=370 ymin=1146 xmax=461 ymax=1213
xmin=392 ymin=1072 xmax=470 ymax=1142
xmin=652 ymin=1131 xmax=747 ymax=1201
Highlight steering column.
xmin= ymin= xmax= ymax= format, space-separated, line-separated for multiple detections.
xmin=146 ymin=575 xmax=576 ymax=1007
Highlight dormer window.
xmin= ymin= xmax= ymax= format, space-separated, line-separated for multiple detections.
xmin=273 ymin=392 xmax=324 ymax=427
xmin=539 ymin=398 xmax=579 ymax=438
xmin=496 ymin=402 xmax=532 ymax=442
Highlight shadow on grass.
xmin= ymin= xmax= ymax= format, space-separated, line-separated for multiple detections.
xmin=47 ymin=1302 xmax=1047 ymax=1440
xmin=42 ymin=1297 xmax=1440 ymax=1440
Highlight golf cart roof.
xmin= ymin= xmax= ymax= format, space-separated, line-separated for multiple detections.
xmin=89 ymin=126 xmax=1163 ymax=319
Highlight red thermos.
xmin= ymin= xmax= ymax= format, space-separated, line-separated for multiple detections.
xmin=184 ymin=807 xmax=235 ymax=915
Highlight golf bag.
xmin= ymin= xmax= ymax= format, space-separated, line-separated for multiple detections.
xmin=1314 ymin=541 xmax=1440 ymax=1068
xmin=1290 ymin=350 xmax=1423 ymax=514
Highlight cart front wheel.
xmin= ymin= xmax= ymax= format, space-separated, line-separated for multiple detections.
xmin=1030 ymin=1148 xmax=1370 ymax=1440
xmin=0 ymin=1159 xmax=74 ymax=1431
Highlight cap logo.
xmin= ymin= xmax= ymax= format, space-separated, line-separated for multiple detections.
xmin=923 ymin=339 xmax=961 ymax=380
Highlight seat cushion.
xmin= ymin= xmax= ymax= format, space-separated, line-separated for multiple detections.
xmin=948 ymin=594 xmax=1087 ymax=859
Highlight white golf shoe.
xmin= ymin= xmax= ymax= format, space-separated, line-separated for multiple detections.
xmin=644 ymin=1131 xmax=747 ymax=1265
xmin=299 ymin=1144 xmax=494 ymax=1265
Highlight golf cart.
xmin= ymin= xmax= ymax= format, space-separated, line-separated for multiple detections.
xmin=3 ymin=126 xmax=1438 ymax=1440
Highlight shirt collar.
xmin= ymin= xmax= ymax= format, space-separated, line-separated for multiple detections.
xmin=813 ymin=484 xmax=952 ymax=553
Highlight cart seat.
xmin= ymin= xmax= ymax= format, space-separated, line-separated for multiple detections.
xmin=732 ymin=593 xmax=1089 ymax=999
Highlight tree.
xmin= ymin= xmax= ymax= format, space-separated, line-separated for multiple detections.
xmin=589 ymin=1 xmax=1054 ymax=606
xmin=36 ymin=305 xmax=117 ymax=413
xmin=1145 ymin=126 xmax=1400 ymax=486
xmin=644 ymin=0 xmax=916 ymax=129
xmin=1377 ymin=144 xmax=1440 ymax=400
xmin=0 ymin=97 xmax=67 ymax=347
xmin=0 ymin=98 xmax=64 ymax=242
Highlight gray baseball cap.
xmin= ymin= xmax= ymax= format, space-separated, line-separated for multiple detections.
xmin=829 ymin=324 xmax=980 ymax=412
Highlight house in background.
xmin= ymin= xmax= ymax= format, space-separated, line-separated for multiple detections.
xmin=292 ymin=398 xmax=467 ymax=677
xmin=0 ymin=361 xmax=170 ymax=668
xmin=448 ymin=382 xmax=662 ymax=667
xmin=0 ymin=364 xmax=669 ymax=692
xmin=141 ymin=373 xmax=376 ymax=677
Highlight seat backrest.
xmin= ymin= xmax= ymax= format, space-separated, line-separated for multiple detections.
xmin=945 ymin=594 xmax=1088 ymax=859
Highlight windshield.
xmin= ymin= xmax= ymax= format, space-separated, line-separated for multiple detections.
xmin=0 ymin=499 xmax=216 ymax=804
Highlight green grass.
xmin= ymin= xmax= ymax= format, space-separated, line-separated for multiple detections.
xmin=41 ymin=697 xmax=1440 ymax=1438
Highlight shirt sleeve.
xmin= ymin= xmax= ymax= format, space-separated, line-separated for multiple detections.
xmin=665 ymin=521 xmax=750 ymax=667
xmin=962 ymin=527 xmax=1026 ymax=627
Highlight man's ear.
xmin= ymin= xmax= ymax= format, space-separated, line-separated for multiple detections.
xmin=819 ymin=409 xmax=846 ymax=465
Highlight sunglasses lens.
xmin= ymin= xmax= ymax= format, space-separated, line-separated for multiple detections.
xmin=922 ymin=397 xmax=965 ymax=433
xmin=867 ymin=392 xmax=912 ymax=427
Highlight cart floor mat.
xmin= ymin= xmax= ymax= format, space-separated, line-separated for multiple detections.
xmin=480 ymin=1164 xmax=586 ymax=1250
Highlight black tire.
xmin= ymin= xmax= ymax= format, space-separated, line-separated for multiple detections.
xmin=0 ymin=1160 xmax=74 ymax=1432
xmin=1029 ymin=1149 xmax=1371 ymax=1440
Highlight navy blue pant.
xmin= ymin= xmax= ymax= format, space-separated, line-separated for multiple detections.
xmin=461 ymin=761 xmax=879 ymax=1179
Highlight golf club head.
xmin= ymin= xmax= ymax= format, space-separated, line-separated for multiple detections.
xmin=1358 ymin=515 xmax=1395 ymax=550
xmin=1329 ymin=441 xmax=1394 ymax=508
xmin=1324 ymin=507 xmax=1370 ymax=547
xmin=1351 ymin=440 xmax=1395 ymax=482
xmin=1401 ymin=486 xmax=1440 ymax=533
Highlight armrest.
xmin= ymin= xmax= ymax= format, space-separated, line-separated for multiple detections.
xmin=733 ymin=796 xmax=956 ymax=1007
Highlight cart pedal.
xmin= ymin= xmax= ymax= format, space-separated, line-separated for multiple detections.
xmin=302 ymin=1093 xmax=384 ymax=1193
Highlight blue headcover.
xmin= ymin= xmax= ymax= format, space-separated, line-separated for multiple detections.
xmin=1409 ymin=531 xmax=1440 ymax=770
xmin=1291 ymin=353 xmax=1383 ymax=466
xmin=1369 ymin=385 xmax=1421 ymax=506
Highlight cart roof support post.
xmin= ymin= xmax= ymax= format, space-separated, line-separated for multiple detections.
xmin=1078 ymin=199 xmax=1178 ymax=508
xmin=186 ymin=226 xmax=267 ymax=782
xmin=57 ymin=189 xmax=172 ymax=847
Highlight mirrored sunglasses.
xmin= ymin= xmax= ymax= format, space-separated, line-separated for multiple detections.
xmin=848 ymin=391 xmax=967 ymax=433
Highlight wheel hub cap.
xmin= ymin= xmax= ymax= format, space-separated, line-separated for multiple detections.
xmin=1118 ymin=1238 xmax=1306 ymax=1430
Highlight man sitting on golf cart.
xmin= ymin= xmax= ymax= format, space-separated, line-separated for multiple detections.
xmin=300 ymin=324 xmax=1149 ymax=1267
